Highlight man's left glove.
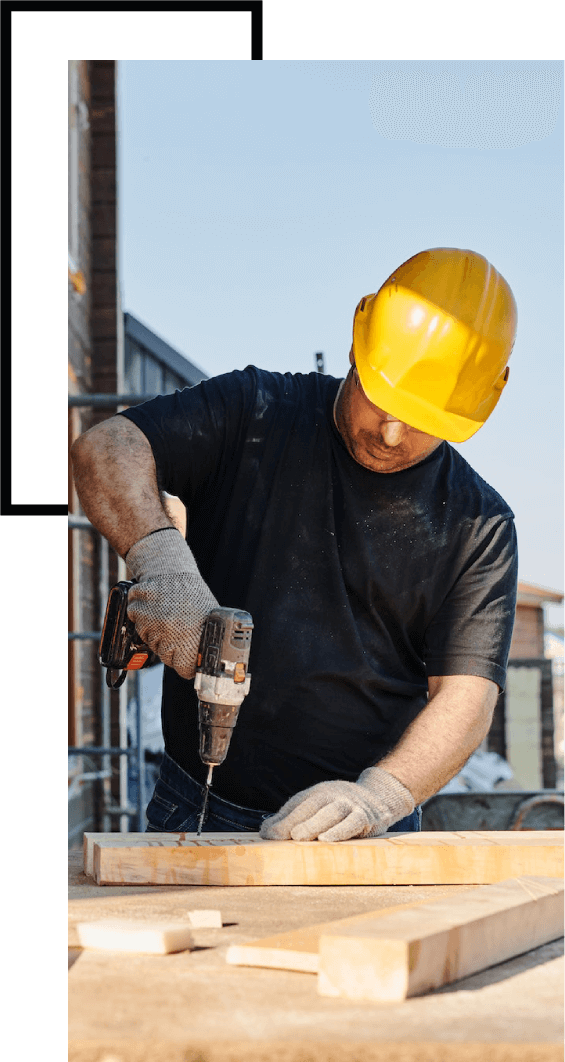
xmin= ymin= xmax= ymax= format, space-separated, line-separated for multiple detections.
xmin=259 ymin=766 xmax=415 ymax=842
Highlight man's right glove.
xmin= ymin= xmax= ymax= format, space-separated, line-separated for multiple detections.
xmin=125 ymin=527 xmax=219 ymax=680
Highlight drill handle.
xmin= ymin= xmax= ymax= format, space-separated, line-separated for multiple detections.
xmin=99 ymin=580 xmax=156 ymax=683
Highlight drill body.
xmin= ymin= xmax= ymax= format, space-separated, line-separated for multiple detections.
xmin=193 ymin=608 xmax=253 ymax=770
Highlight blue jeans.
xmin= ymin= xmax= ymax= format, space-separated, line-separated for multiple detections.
xmin=146 ymin=751 xmax=422 ymax=834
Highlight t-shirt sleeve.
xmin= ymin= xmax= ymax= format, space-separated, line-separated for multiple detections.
xmin=116 ymin=368 xmax=258 ymax=505
xmin=423 ymin=516 xmax=518 ymax=691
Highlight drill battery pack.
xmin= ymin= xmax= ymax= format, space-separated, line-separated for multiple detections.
xmin=99 ymin=580 xmax=157 ymax=688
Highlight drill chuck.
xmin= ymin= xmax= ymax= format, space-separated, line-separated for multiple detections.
xmin=197 ymin=701 xmax=242 ymax=767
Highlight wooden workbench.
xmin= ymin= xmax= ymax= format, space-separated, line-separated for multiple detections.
xmin=68 ymin=849 xmax=564 ymax=1062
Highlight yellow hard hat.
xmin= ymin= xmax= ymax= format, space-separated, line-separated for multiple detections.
xmin=352 ymin=248 xmax=517 ymax=442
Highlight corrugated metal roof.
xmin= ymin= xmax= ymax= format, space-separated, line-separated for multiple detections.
xmin=124 ymin=312 xmax=208 ymax=387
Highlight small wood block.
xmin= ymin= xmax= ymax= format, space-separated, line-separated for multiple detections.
xmin=187 ymin=909 xmax=222 ymax=928
xmin=317 ymin=876 xmax=564 ymax=1003
xmin=84 ymin=831 xmax=564 ymax=887
xmin=76 ymin=918 xmax=194 ymax=954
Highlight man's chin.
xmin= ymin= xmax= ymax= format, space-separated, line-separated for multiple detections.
xmin=367 ymin=447 xmax=398 ymax=462
xmin=353 ymin=446 xmax=403 ymax=472
xmin=351 ymin=435 xmax=432 ymax=472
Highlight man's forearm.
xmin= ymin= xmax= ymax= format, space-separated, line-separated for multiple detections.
xmin=376 ymin=676 xmax=498 ymax=804
xmin=71 ymin=416 xmax=173 ymax=558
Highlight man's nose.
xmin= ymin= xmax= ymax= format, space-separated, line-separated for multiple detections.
xmin=380 ymin=417 xmax=405 ymax=447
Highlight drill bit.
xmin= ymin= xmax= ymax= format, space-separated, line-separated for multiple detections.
xmin=197 ymin=765 xmax=214 ymax=836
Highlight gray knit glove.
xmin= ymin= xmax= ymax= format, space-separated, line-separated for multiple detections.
xmin=259 ymin=766 xmax=415 ymax=842
xmin=125 ymin=528 xmax=219 ymax=681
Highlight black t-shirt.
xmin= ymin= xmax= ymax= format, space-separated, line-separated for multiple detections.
xmin=120 ymin=367 xmax=518 ymax=812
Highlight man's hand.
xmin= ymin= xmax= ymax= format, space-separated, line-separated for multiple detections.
xmin=259 ymin=766 xmax=414 ymax=842
xmin=126 ymin=528 xmax=219 ymax=681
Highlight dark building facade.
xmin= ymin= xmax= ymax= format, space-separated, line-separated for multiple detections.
xmin=125 ymin=312 xmax=207 ymax=394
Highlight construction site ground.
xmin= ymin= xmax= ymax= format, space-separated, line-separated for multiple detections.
xmin=68 ymin=851 xmax=564 ymax=1062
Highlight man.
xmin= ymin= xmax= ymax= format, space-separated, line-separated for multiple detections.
xmin=71 ymin=247 xmax=518 ymax=842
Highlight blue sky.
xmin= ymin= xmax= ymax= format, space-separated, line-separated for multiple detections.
xmin=117 ymin=60 xmax=563 ymax=617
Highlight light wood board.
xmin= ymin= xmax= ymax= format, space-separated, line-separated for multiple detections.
xmin=226 ymin=894 xmax=451 ymax=972
xmin=317 ymin=875 xmax=564 ymax=1002
xmin=84 ymin=831 xmax=564 ymax=887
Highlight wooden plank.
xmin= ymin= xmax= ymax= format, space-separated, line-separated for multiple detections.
xmin=83 ymin=832 xmax=260 ymax=879
xmin=318 ymin=876 xmax=564 ymax=1003
xmin=226 ymin=895 xmax=451 ymax=973
xmin=84 ymin=831 xmax=563 ymax=887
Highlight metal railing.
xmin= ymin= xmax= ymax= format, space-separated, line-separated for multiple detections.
xmin=68 ymin=508 xmax=144 ymax=829
xmin=68 ymin=393 xmax=162 ymax=408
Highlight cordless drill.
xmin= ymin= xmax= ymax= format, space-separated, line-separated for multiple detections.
xmin=99 ymin=581 xmax=253 ymax=833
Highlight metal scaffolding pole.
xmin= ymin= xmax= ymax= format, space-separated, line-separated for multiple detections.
xmin=135 ymin=669 xmax=145 ymax=832
xmin=68 ymin=393 xmax=161 ymax=408
xmin=99 ymin=534 xmax=112 ymax=832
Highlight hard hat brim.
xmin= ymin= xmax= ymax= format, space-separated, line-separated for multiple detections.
xmin=355 ymin=360 xmax=506 ymax=443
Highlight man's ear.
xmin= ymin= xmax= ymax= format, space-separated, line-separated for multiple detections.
xmin=349 ymin=346 xmax=355 ymax=367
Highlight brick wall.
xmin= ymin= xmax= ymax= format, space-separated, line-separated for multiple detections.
xmin=68 ymin=60 xmax=92 ymax=396
xmin=68 ymin=66 xmax=96 ymax=725
xmin=509 ymin=603 xmax=545 ymax=659
xmin=90 ymin=61 xmax=122 ymax=412
xmin=68 ymin=61 xmax=121 ymax=847
xmin=69 ymin=60 xmax=98 ymax=842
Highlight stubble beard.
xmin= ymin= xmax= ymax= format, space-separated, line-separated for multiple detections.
xmin=333 ymin=373 xmax=401 ymax=472
xmin=333 ymin=372 xmax=438 ymax=474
